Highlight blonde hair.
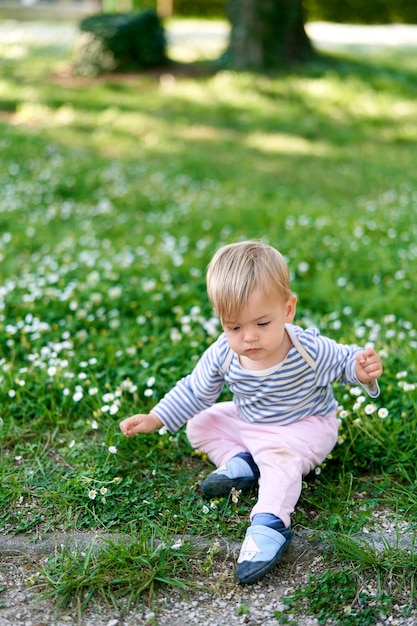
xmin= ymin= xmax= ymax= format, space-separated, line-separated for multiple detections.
xmin=206 ymin=241 xmax=292 ymax=321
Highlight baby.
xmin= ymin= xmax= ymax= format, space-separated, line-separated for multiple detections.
xmin=120 ymin=241 xmax=382 ymax=584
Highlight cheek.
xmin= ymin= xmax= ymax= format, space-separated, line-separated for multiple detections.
xmin=225 ymin=333 xmax=239 ymax=349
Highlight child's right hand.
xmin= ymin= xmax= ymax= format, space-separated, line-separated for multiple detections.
xmin=119 ymin=412 xmax=163 ymax=437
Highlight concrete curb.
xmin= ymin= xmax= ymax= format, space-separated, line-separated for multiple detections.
xmin=0 ymin=529 xmax=322 ymax=562
xmin=1 ymin=527 xmax=413 ymax=562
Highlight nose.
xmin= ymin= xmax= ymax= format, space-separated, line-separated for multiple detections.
xmin=243 ymin=327 xmax=259 ymax=344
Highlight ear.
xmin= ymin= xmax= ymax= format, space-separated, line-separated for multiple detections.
xmin=285 ymin=295 xmax=297 ymax=323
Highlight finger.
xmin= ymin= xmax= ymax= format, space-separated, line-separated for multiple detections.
xmin=363 ymin=347 xmax=376 ymax=359
xmin=120 ymin=418 xmax=137 ymax=436
xmin=120 ymin=424 xmax=131 ymax=436
xmin=357 ymin=353 xmax=367 ymax=365
xmin=362 ymin=361 xmax=379 ymax=374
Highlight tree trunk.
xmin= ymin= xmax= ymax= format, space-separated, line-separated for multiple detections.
xmin=226 ymin=0 xmax=313 ymax=69
xmin=157 ymin=0 xmax=174 ymax=18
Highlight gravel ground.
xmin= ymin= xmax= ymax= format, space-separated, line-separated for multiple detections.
xmin=0 ymin=530 xmax=323 ymax=626
xmin=1 ymin=526 xmax=417 ymax=626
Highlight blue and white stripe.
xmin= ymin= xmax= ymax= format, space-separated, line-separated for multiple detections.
xmin=153 ymin=323 xmax=379 ymax=432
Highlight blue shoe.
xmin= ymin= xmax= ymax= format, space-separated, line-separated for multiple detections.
xmin=201 ymin=453 xmax=259 ymax=497
xmin=236 ymin=525 xmax=292 ymax=584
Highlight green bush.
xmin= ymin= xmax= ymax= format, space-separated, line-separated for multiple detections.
xmin=75 ymin=10 xmax=167 ymax=76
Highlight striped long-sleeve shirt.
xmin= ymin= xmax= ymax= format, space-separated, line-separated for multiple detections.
xmin=152 ymin=323 xmax=380 ymax=433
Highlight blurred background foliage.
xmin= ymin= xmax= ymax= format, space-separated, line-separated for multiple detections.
xmin=105 ymin=0 xmax=417 ymax=23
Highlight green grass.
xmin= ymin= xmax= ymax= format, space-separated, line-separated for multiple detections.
xmin=37 ymin=528 xmax=199 ymax=613
xmin=275 ymin=533 xmax=417 ymax=625
xmin=1 ymin=19 xmax=417 ymax=622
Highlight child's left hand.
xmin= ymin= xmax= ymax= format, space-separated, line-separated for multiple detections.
xmin=355 ymin=347 xmax=383 ymax=384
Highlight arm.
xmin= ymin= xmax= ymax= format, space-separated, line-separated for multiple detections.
xmin=310 ymin=329 xmax=382 ymax=397
xmin=120 ymin=335 xmax=229 ymax=435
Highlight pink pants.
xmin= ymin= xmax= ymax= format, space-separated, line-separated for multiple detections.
xmin=186 ymin=401 xmax=339 ymax=528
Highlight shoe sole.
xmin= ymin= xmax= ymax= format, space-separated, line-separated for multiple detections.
xmin=201 ymin=475 xmax=257 ymax=497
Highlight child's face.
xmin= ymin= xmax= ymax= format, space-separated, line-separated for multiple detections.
xmin=221 ymin=288 xmax=297 ymax=370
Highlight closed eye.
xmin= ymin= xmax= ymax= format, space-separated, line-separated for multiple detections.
xmin=257 ymin=321 xmax=270 ymax=327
